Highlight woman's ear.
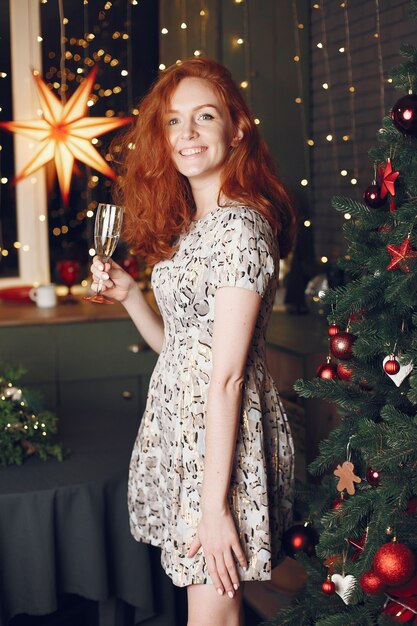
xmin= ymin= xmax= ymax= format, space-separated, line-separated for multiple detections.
xmin=230 ymin=127 xmax=244 ymax=148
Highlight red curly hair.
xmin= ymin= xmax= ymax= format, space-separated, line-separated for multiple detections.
xmin=114 ymin=57 xmax=296 ymax=265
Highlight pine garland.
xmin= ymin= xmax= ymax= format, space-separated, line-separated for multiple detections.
xmin=0 ymin=366 xmax=66 ymax=466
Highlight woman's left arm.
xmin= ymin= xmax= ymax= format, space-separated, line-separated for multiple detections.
xmin=187 ymin=285 xmax=262 ymax=598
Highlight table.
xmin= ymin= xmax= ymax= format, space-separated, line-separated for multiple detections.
xmin=0 ymin=403 xmax=175 ymax=626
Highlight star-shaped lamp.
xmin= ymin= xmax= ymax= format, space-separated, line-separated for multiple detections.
xmin=386 ymin=236 xmax=417 ymax=273
xmin=0 ymin=65 xmax=132 ymax=205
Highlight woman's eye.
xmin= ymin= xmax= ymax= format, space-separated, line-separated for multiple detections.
xmin=168 ymin=118 xmax=179 ymax=126
xmin=198 ymin=113 xmax=214 ymax=121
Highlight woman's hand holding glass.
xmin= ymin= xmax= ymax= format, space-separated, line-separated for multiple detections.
xmin=90 ymin=257 xmax=136 ymax=303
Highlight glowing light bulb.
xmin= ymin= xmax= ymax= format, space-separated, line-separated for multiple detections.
xmin=294 ymin=55 xmax=300 ymax=62
xmin=344 ymin=213 xmax=351 ymax=220
xmin=349 ymin=86 xmax=355 ymax=92
xmin=339 ymin=47 xmax=345 ymax=53
xmin=194 ymin=50 xmax=202 ymax=57
xmin=240 ymin=80 xmax=249 ymax=89
xmin=161 ymin=27 xmax=168 ymax=34
xmin=326 ymin=134 xmax=333 ymax=141
xmin=300 ymin=179 xmax=308 ymax=186
xmin=180 ymin=22 xmax=187 ymax=29
xmin=307 ymin=139 xmax=314 ymax=146
xmin=322 ymin=83 xmax=329 ymax=89
xmin=295 ymin=97 xmax=302 ymax=103
xmin=304 ymin=220 xmax=311 ymax=227
xmin=340 ymin=170 xmax=347 ymax=176
xmin=342 ymin=134 xmax=350 ymax=141
xmin=351 ymin=178 xmax=357 ymax=185
xmin=159 ymin=63 xmax=166 ymax=70
xmin=236 ymin=37 xmax=244 ymax=45
xmin=254 ymin=118 xmax=260 ymax=125
xmin=321 ymin=256 xmax=328 ymax=263
xmin=317 ymin=42 xmax=323 ymax=48
xmin=89 ymin=248 xmax=96 ymax=257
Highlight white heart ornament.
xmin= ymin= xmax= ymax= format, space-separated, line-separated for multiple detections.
xmin=331 ymin=574 xmax=356 ymax=604
xmin=383 ymin=356 xmax=413 ymax=387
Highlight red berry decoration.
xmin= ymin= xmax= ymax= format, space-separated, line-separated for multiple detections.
xmin=391 ymin=93 xmax=417 ymax=137
xmin=330 ymin=332 xmax=356 ymax=360
xmin=366 ymin=467 xmax=381 ymax=487
xmin=373 ymin=542 xmax=416 ymax=586
xmin=321 ymin=576 xmax=336 ymax=595
xmin=337 ymin=362 xmax=353 ymax=382
xmin=363 ymin=183 xmax=387 ymax=209
xmin=332 ymin=494 xmax=345 ymax=510
xmin=406 ymin=497 xmax=417 ymax=515
xmin=317 ymin=360 xmax=338 ymax=380
xmin=359 ymin=570 xmax=386 ymax=595
xmin=384 ymin=356 xmax=400 ymax=375
xmin=282 ymin=523 xmax=319 ymax=558
xmin=328 ymin=323 xmax=341 ymax=337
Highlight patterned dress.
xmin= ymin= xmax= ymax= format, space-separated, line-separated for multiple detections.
xmin=128 ymin=205 xmax=294 ymax=587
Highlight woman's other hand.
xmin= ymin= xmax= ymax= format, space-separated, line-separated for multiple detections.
xmin=90 ymin=257 xmax=135 ymax=302
xmin=187 ymin=507 xmax=247 ymax=598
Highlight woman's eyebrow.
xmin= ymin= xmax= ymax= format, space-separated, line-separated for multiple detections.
xmin=166 ymin=103 xmax=220 ymax=114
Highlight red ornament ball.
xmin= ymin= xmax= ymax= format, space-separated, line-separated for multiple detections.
xmin=391 ymin=93 xmax=417 ymax=137
xmin=330 ymin=332 xmax=356 ymax=360
xmin=366 ymin=467 xmax=381 ymax=487
xmin=363 ymin=184 xmax=387 ymax=209
xmin=328 ymin=323 xmax=341 ymax=337
xmin=337 ymin=362 xmax=353 ymax=382
xmin=384 ymin=357 xmax=400 ymax=375
xmin=359 ymin=570 xmax=386 ymax=595
xmin=317 ymin=361 xmax=338 ymax=380
xmin=282 ymin=524 xmax=319 ymax=558
xmin=321 ymin=577 xmax=336 ymax=595
xmin=374 ymin=542 xmax=416 ymax=586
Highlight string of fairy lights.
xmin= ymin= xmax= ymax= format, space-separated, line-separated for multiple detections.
xmin=305 ymin=0 xmax=396 ymax=264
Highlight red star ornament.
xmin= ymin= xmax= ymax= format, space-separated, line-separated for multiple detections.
xmin=386 ymin=237 xmax=417 ymax=273
xmin=0 ymin=65 xmax=132 ymax=205
xmin=379 ymin=158 xmax=400 ymax=199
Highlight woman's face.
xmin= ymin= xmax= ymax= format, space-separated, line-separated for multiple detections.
xmin=165 ymin=77 xmax=237 ymax=186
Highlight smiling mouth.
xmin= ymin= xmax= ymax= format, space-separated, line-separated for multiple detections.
xmin=179 ymin=147 xmax=208 ymax=156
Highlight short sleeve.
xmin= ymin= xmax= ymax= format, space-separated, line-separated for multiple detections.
xmin=209 ymin=208 xmax=276 ymax=297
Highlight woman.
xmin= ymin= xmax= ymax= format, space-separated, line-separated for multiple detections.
xmin=91 ymin=57 xmax=296 ymax=626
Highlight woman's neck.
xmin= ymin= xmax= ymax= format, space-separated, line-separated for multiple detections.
xmin=189 ymin=177 xmax=221 ymax=219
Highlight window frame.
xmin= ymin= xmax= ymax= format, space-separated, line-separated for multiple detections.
xmin=1 ymin=0 xmax=50 ymax=287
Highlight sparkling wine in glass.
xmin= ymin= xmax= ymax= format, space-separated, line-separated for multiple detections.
xmin=83 ymin=203 xmax=123 ymax=304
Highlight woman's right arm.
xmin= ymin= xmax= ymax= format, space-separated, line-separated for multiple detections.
xmin=91 ymin=257 xmax=165 ymax=354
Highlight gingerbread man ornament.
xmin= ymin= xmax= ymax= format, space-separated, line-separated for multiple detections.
xmin=334 ymin=461 xmax=361 ymax=495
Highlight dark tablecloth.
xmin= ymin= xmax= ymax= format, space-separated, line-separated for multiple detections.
xmin=0 ymin=405 xmax=174 ymax=626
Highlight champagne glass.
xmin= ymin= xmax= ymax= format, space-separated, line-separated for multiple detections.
xmin=83 ymin=203 xmax=123 ymax=304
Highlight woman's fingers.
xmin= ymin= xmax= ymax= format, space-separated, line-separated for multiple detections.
xmin=205 ymin=554 xmax=225 ymax=597
xmin=214 ymin=553 xmax=237 ymax=598
xmin=232 ymin=542 xmax=248 ymax=572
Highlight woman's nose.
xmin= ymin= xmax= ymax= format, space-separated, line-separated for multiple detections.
xmin=180 ymin=119 xmax=198 ymax=140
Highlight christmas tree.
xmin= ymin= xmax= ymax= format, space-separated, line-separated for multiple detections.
xmin=270 ymin=6 xmax=417 ymax=626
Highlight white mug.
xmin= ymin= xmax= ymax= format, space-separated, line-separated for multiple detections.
xmin=29 ymin=284 xmax=57 ymax=308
